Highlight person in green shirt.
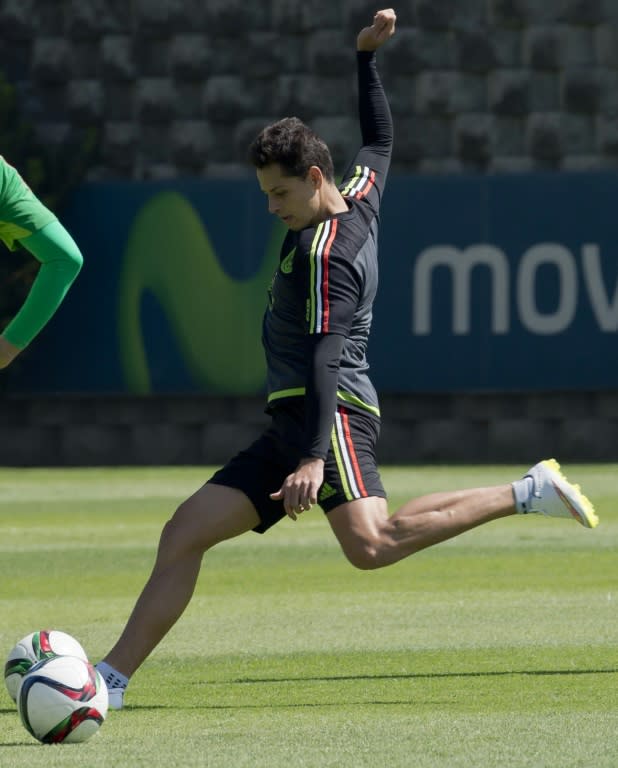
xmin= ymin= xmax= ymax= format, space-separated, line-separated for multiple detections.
xmin=0 ymin=155 xmax=83 ymax=368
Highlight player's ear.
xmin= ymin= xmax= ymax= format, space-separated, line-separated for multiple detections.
xmin=308 ymin=166 xmax=323 ymax=189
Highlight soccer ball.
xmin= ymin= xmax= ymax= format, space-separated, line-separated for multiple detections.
xmin=4 ymin=630 xmax=88 ymax=702
xmin=17 ymin=655 xmax=108 ymax=744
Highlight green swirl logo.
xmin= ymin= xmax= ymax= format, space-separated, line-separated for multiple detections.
xmin=117 ymin=191 xmax=283 ymax=394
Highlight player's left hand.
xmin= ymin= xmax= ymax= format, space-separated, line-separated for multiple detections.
xmin=0 ymin=336 xmax=22 ymax=368
xmin=357 ymin=8 xmax=397 ymax=52
xmin=270 ymin=457 xmax=325 ymax=520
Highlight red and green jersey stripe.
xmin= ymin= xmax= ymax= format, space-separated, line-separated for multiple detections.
xmin=340 ymin=164 xmax=376 ymax=200
xmin=331 ymin=406 xmax=369 ymax=501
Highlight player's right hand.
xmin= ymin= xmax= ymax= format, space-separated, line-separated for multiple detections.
xmin=269 ymin=457 xmax=324 ymax=521
xmin=357 ymin=8 xmax=397 ymax=52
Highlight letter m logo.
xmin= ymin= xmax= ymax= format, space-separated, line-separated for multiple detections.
xmin=412 ymin=245 xmax=509 ymax=335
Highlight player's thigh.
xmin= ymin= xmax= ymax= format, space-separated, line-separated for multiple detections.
xmin=167 ymin=483 xmax=260 ymax=552
xmin=327 ymin=495 xmax=390 ymax=568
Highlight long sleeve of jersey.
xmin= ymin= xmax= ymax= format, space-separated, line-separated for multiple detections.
xmin=304 ymin=333 xmax=345 ymax=458
xmin=2 ymin=221 xmax=83 ymax=348
xmin=338 ymin=50 xmax=393 ymax=191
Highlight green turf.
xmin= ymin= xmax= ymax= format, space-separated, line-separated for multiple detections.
xmin=0 ymin=465 xmax=616 ymax=767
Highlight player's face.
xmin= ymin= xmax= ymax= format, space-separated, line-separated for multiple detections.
xmin=256 ymin=164 xmax=321 ymax=231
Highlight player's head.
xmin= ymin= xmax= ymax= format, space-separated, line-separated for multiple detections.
xmin=249 ymin=117 xmax=335 ymax=182
xmin=249 ymin=117 xmax=336 ymax=231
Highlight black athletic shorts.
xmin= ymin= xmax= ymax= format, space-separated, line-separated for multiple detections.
xmin=207 ymin=400 xmax=386 ymax=533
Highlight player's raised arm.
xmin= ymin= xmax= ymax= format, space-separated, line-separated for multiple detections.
xmin=342 ymin=8 xmax=396 ymax=201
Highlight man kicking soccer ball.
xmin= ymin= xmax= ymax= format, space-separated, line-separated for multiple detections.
xmin=96 ymin=8 xmax=598 ymax=709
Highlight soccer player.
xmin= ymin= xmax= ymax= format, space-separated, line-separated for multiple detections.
xmin=0 ymin=155 xmax=83 ymax=368
xmin=96 ymin=8 xmax=598 ymax=709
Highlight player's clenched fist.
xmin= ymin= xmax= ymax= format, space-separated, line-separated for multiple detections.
xmin=357 ymin=8 xmax=396 ymax=52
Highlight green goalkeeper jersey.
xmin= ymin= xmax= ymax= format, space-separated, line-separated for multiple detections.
xmin=0 ymin=156 xmax=83 ymax=348
xmin=0 ymin=156 xmax=57 ymax=250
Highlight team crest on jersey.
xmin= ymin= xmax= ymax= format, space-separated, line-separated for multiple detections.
xmin=280 ymin=247 xmax=296 ymax=274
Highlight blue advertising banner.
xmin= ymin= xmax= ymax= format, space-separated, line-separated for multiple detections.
xmin=374 ymin=172 xmax=618 ymax=391
xmin=7 ymin=172 xmax=618 ymax=393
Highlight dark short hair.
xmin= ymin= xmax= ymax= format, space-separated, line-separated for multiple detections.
xmin=248 ymin=117 xmax=335 ymax=181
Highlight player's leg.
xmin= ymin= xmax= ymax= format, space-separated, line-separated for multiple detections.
xmin=328 ymin=486 xmax=513 ymax=570
xmin=98 ymin=483 xmax=259 ymax=700
xmin=328 ymin=460 xmax=597 ymax=570
xmin=97 ymin=425 xmax=296 ymax=708
xmin=321 ymin=409 xmax=597 ymax=570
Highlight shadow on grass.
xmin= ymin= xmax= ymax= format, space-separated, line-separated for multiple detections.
xmin=225 ymin=667 xmax=618 ymax=685
xmin=116 ymin=667 xmax=618 ymax=711
xmin=120 ymin=701 xmax=440 ymax=711
xmin=0 ymin=743 xmax=37 ymax=748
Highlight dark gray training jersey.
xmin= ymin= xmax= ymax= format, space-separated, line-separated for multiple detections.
xmin=262 ymin=51 xmax=393 ymax=456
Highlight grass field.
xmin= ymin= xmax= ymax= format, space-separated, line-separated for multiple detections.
xmin=0 ymin=464 xmax=616 ymax=767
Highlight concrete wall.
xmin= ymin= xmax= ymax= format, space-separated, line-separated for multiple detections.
xmin=2 ymin=0 xmax=618 ymax=178
xmin=2 ymin=1 xmax=617 ymax=466
xmin=1 ymin=392 xmax=616 ymax=466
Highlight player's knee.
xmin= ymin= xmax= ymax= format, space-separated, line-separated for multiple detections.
xmin=158 ymin=515 xmax=190 ymax=559
xmin=158 ymin=500 xmax=213 ymax=557
xmin=341 ymin=538 xmax=383 ymax=570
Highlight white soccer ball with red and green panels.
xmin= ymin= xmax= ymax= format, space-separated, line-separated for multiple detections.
xmin=17 ymin=654 xmax=108 ymax=744
xmin=4 ymin=629 xmax=88 ymax=702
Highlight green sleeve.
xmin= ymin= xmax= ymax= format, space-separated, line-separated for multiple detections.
xmin=2 ymin=220 xmax=83 ymax=348
xmin=0 ymin=156 xmax=57 ymax=250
